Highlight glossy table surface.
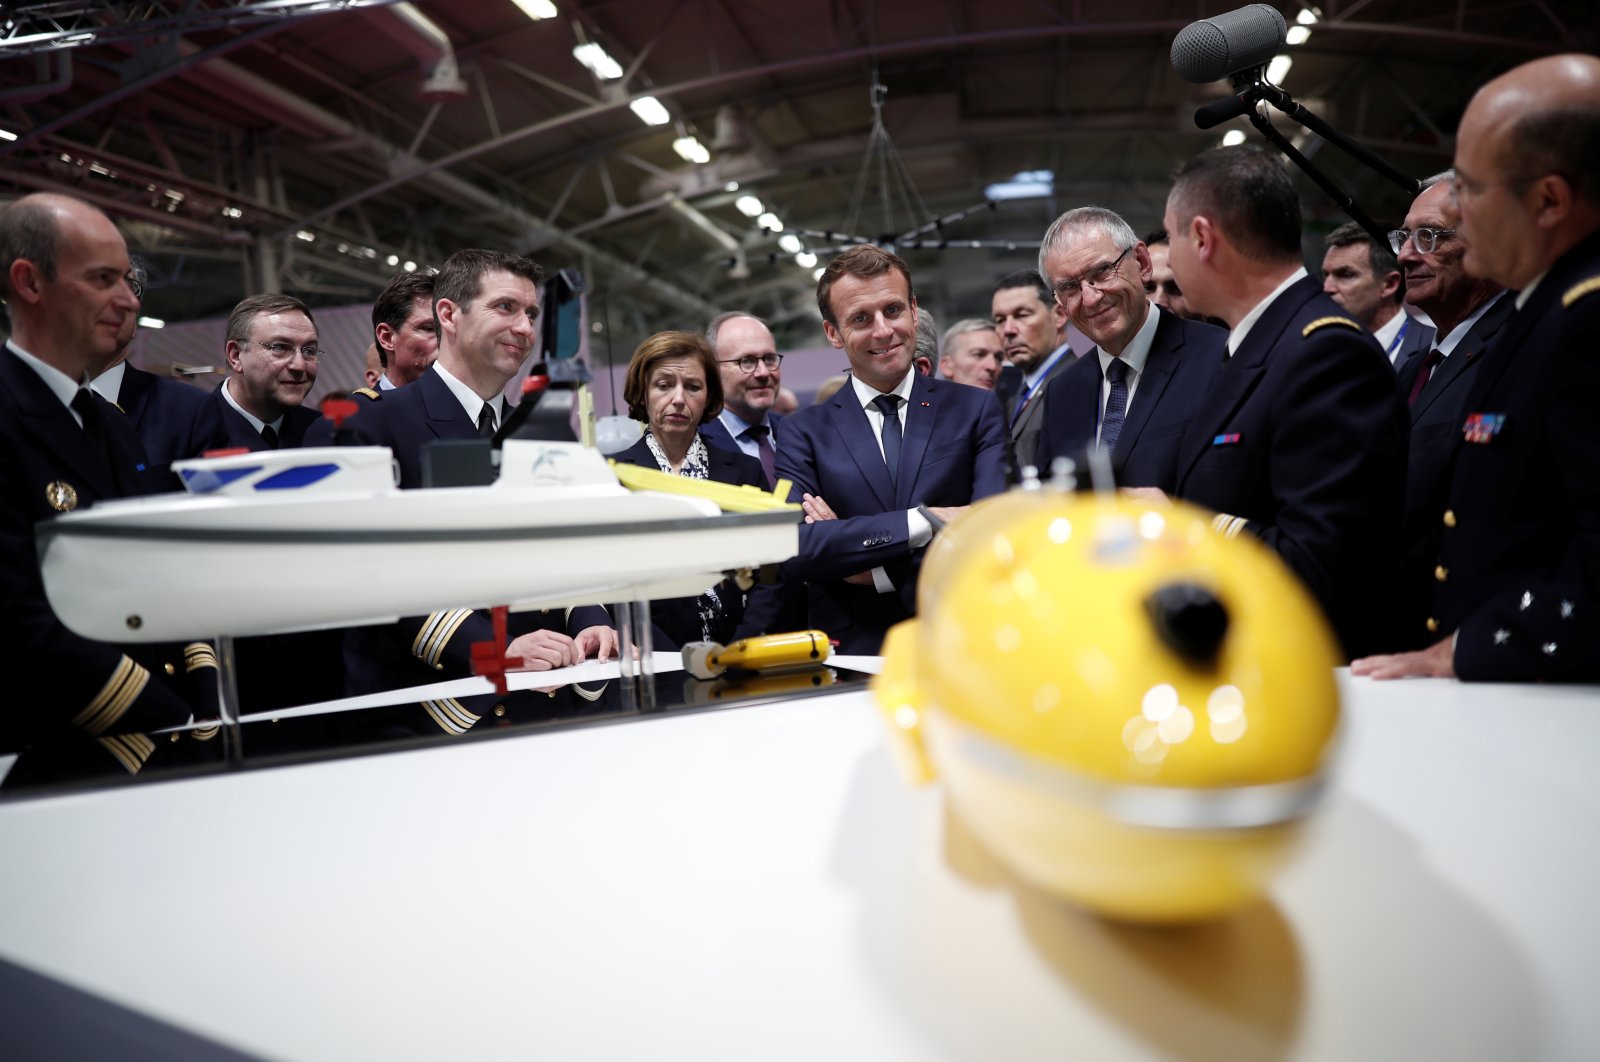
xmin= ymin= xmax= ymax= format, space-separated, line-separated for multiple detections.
xmin=0 ymin=671 xmax=1595 ymax=1061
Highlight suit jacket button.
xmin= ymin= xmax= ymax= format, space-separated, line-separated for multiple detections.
xmin=1434 ymin=565 xmax=1449 ymax=583
xmin=164 ymin=662 xmax=176 ymax=676
xmin=494 ymin=704 xmax=506 ymax=717
xmin=1443 ymin=509 xmax=1457 ymax=528
xmin=862 ymin=539 xmax=873 ymax=547
xmin=1426 ymin=617 xmax=1439 ymax=632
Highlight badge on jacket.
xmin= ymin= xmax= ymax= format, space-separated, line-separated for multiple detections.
xmin=45 ymin=480 xmax=78 ymax=511
xmin=1462 ymin=413 xmax=1506 ymax=444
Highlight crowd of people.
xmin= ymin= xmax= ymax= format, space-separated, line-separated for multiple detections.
xmin=1 ymin=52 xmax=1595 ymax=778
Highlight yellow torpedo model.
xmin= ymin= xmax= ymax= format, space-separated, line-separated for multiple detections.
xmin=875 ymin=490 xmax=1341 ymax=923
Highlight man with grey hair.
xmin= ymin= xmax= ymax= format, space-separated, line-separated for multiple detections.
xmin=1034 ymin=206 xmax=1226 ymax=490
xmin=1386 ymin=169 xmax=1513 ymax=650
xmin=703 ymin=310 xmax=784 ymax=487
xmin=938 ymin=318 xmax=1004 ymax=390
xmin=912 ymin=307 xmax=938 ymax=376
xmin=1322 ymin=221 xmax=1433 ymax=366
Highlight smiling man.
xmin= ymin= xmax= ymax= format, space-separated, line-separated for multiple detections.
xmin=702 ymin=310 xmax=784 ymax=487
xmin=747 ymin=244 xmax=1006 ymax=653
xmin=187 ymin=293 xmax=323 ymax=453
xmin=1033 ymin=206 xmax=1225 ymax=490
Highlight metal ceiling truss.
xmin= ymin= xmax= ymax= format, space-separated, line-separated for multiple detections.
xmin=0 ymin=0 xmax=405 ymax=56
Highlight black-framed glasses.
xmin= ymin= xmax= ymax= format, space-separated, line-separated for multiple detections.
xmin=1387 ymin=227 xmax=1455 ymax=255
xmin=1053 ymin=245 xmax=1133 ymax=305
xmin=719 ymin=353 xmax=783 ymax=374
xmin=254 ymin=340 xmax=321 ymax=362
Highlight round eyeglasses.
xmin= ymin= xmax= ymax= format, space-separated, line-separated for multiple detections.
xmin=719 ymin=353 xmax=783 ymax=374
xmin=1387 ymin=227 xmax=1456 ymax=255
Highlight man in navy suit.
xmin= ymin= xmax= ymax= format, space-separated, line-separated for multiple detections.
xmin=1159 ymin=146 xmax=1409 ymax=659
xmin=88 ymin=258 xmax=205 ymax=470
xmin=1321 ymin=222 xmax=1434 ymax=368
xmin=1354 ymin=54 xmax=1600 ymax=682
xmin=1386 ymin=171 xmax=1512 ymax=648
xmin=1033 ymin=206 xmax=1225 ymax=491
xmin=701 ymin=311 xmax=783 ymax=488
xmin=310 ymin=248 xmax=616 ymax=700
xmin=752 ymin=245 xmax=1007 ymax=654
xmin=992 ymin=270 xmax=1073 ymax=477
xmin=186 ymin=293 xmax=322 ymax=455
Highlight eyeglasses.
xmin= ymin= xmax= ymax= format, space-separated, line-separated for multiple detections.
xmin=719 ymin=353 xmax=783 ymax=374
xmin=254 ymin=340 xmax=321 ymax=362
xmin=1052 ymin=245 xmax=1133 ymax=305
xmin=126 ymin=274 xmax=143 ymax=300
xmin=1387 ymin=227 xmax=1456 ymax=255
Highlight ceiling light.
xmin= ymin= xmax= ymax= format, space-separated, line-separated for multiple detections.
xmin=629 ymin=96 xmax=671 ymax=126
xmin=724 ymin=181 xmax=739 ymax=192
xmin=735 ymin=195 xmax=763 ymax=218
xmin=572 ymin=42 xmax=623 ymax=80
xmin=386 ymin=254 xmax=400 ymax=266
xmin=0 ymin=128 xmax=16 ymax=142
xmin=985 ymin=169 xmax=1054 ymax=201
xmin=672 ymin=136 xmax=711 ymax=164
xmin=296 ymin=230 xmax=316 ymax=242
xmin=404 ymin=260 xmax=417 ymax=271
xmin=1286 ymin=8 xmax=1319 ymax=46
xmin=138 ymin=316 xmax=165 ymax=329
xmin=1266 ymin=55 xmax=1293 ymax=83
xmin=1222 ymin=129 xmax=1247 ymax=147
xmin=221 ymin=206 xmax=243 ymax=218
xmin=778 ymin=234 xmax=802 ymax=254
xmin=812 ymin=267 xmax=826 ymax=282
xmin=757 ymin=212 xmax=783 ymax=232
xmin=510 ymin=0 xmax=558 ymax=20
xmin=796 ymin=251 xmax=818 ymax=268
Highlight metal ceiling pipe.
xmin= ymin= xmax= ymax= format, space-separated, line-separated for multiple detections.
xmin=175 ymin=45 xmax=716 ymax=317
xmin=664 ymin=193 xmax=748 ymax=278
xmin=367 ymin=2 xmax=467 ymax=100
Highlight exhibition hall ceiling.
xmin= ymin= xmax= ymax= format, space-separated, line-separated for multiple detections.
xmin=0 ymin=0 xmax=1593 ymax=346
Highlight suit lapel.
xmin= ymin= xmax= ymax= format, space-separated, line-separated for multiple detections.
xmin=1 ymin=348 xmax=118 ymax=498
xmin=897 ymin=375 xmax=939 ymax=507
xmin=1009 ymin=347 xmax=1069 ymax=442
xmin=1176 ymin=278 xmax=1314 ymax=483
xmin=117 ymin=364 xmax=154 ymax=426
xmin=828 ymin=388 xmax=896 ymax=511
xmin=1414 ymin=293 xmax=1514 ymax=420
xmin=420 ymin=369 xmax=475 ymax=440
xmin=1112 ymin=310 xmax=1182 ymax=473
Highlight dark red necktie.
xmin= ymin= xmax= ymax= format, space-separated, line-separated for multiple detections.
xmin=1407 ymin=349 xmax=1445 ymax=406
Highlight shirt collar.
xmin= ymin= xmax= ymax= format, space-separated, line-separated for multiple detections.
xmin=91 ymin=360 xmax=128 ymax=405
xmin=1371 ymin=309 xmax=1407 ymax=352
xmin=718 ymin=406 xmax=768 ymax=439
xmin=1023 ymin=341 xmax=1071 ymax=392
xmin=1097 ymin=300 xmax=1159 ymax=379
xmin=9 ymin=340 xmax=84 ymax=411
xmin=1435 ymin=290 xmax=1508 ymax=358
xmin=378 ymin=373 xmax=399 ymax=391
xmin=220 ymin=376 xmax=280 ymax=434
xmin=1228 ymin=267 xmax=1308 ymax=356
xmin=849 ymin=366 xmax=916 ymax=410
xmin=432 ymin=361 xmax=503 ymax=425
xmin=1515 ymin=268 xmax=1551 ymax=311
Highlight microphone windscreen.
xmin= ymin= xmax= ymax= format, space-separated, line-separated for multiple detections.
xmin=1171 ymin=4 xmax=1287 ymax=84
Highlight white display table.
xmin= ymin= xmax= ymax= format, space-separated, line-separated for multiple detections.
xmin=0 ymin=671 xmax=1595 ymax=1060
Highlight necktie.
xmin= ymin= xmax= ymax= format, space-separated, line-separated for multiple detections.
xmin=71 ymin=389 xmax=113 ymax=469
xmin=745 ymin=424 xmax=777 ymax=486
xmin=872 ymin=394 xmax=903 ymax=489
xmin=1407 ymin=349 xmax=1445 ymax=406
xmin=260 ymin=424 xmax=279 ymax=449
xmin=1100 ymin=358 xmax=1130 ymax=452
xmin=477 ymin=402 xmax=498 ymax=439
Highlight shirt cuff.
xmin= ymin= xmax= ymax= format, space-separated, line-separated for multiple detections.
xmin=907 ymin=507 xmax=932 ymax=549
xmin=871 ymin=566 xmax=895 ymax=594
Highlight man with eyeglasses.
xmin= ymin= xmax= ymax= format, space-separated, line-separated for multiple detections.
xmin=991 ymin=270 xmax=1073 ymax=480
xmin=1354 ymin=54 xmax=1600 ymax=683
xmin=1379 ymin=172 xmax=1514 ymax=653
xmin=1321 ymin=222 xmax=1434 ymax=368
xmin=703 ymin=311 xmax=785 ymax=488
xmin=187 ymin=293 xmax=323 ymax=454
xmin=1033 ymin=207 xmax=1225 ymax=492
xmin=1158 ymin=145 xmax=1409 ymax=660
xmin=0 ymin=192 xmax=218 ymax=769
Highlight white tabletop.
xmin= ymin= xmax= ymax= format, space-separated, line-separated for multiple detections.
xmin=0 ymin=671 xmax=1596 ymax=1060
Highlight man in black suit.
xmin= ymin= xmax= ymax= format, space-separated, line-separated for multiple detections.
xmin=748 ymin=245 xmax=1007 ymax=654
xmin=370 ymin=269 xmax=438 ymax=394
xmin=311 ymin=248 xmax=616 ymax=698
xmin=1033 ymin=206 xmax=1225 ymax=490
xmin=1159 ymin=146 xmax=1409 ymax=659
xmin=0 ymin=192 xmax=216 ymax=767
xmin=702 ymin=311 xmax=783 ymax=488
xmin=1384 ymin=171 xmax=1512 ymax=647
xmin=991 ymin=270 xmax=1073 ymax=476
xmin=1321 ymin=222 xmax=1434 ymax=368
xmin=87 ymin=257 xmax=206 ymax=471
xmin=1354 ymin=54 xmax=1600 ymax=682
xmin=187 ymin=293 xmax=323 ymax=454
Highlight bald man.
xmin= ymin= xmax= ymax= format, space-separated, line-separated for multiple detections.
xmin=1354 ymin=54 xmax=1600 ymax=682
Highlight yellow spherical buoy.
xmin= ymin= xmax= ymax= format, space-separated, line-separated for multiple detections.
xmin=875 ymin=491 xmax=1340 ymax=923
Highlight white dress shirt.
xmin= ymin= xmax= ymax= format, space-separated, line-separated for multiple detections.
xmin=220 ymin=376 xmax=283 ymax=436
xmin=1228 ymin=267 xmax=1309 ymax=357
xmin=1096 ymin=301 xmax=1160 ymax=445
xmin=848 ymin=369 xmax=932 ymax=593
xmin=432 ymin=362 xmax=506 ymax=429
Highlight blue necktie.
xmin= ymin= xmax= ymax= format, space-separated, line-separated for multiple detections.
xmin=1100 ymin=358 xmax=1129 ymax=452
xmin=873 ymin=394 xmax=903 ymax=489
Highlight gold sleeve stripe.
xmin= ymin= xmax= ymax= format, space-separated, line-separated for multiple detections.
xmin=1562 ymin=276 xmax=1600 ymax=308
xmin=184 ymin=643 xmax=219 ymax=671
xmin=72 ymin=656 xmax=150 ymax=735
xmin=1211 ymin=513 xmax=1248 ymax=539
xmin=422 ymin=697 xmax=481 ymax=736
xmin=1301 ymin=315 xmax=1362 ymax=337
xmin=191 ymin=722 xmax=221 ymax=741
xmin=412 ymin=609 xmax=474 ymax=668
xmin=98 ymin=733 xmax=155 ymax=775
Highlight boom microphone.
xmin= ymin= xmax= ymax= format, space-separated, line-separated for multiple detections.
xmin=1193 ymin=91 xmax=1258 ymax=130
xmin=1171 ymin=4 xmax=1287 ymax=84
